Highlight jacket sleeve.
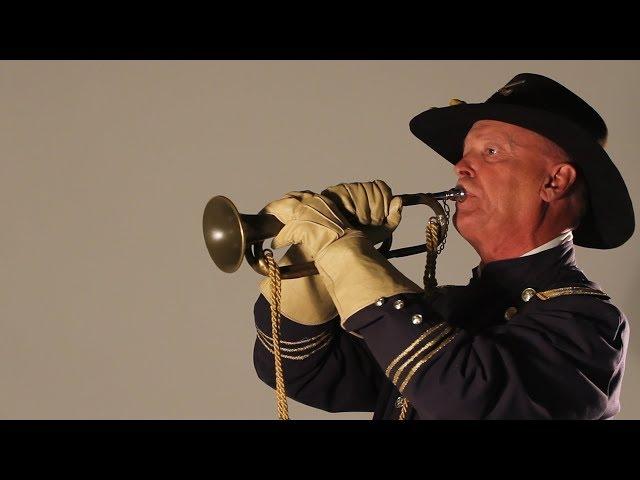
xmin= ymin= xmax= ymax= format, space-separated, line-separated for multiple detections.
xmin=253 ymin=293 xmax=386 ymax=413
xmin=342 ymin=291 xmax=628 ymax=419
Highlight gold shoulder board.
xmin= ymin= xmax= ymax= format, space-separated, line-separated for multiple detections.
xmin=521 ymin=286 xmax=610 ymax=302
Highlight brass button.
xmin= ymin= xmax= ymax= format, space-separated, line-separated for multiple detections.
xmin=504 ymin=306 xmax=518 ymax=321
xmin=411 ymin=314 xmax=423 ymax=325
xmin=375 ymin=297 xmax=385 ymax=307
xmin=393 ymin=299 xmax=405 ymax=310
xmin=521 ymin=288 xmax=537 ymax=302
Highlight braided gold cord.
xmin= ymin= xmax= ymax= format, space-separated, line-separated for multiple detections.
xmin=402 ymin=215 xmax=445 ymax=421
xmin=422 ymin=219 xmax=441 ymax=297
xmin=258 ymin=201 xmax=449 ymax=422
xmin=398 ymin=398 xmax=409 ymax=420
xmin=263 ymin=249 xmax=290 ymax=420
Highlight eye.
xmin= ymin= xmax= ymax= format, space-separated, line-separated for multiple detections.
xmin=486 ymin=147 xmax=498 ymax=155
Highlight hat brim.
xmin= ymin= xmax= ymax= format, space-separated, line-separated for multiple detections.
xmin=409 ymin=103 xmax=635 ymax=249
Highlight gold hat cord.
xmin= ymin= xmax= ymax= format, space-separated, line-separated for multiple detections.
xmin=263 ymin=202 xmax=449 ymax=421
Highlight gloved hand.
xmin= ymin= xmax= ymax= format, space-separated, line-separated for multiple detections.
xmin=321 ymin=180 xmax=403 ymax=245
xmin=258 ymin=190 xmax=354 ymax=325
xmin=261 ymin=190 xmax=355 ymax=259
xmin=258 ymin=182 xmax=402 ymax=326
xmin=260 ymin=189 xmax=421 ymax=326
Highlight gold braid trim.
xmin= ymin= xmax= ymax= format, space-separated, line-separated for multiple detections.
xmin=256 ymin=334 xmax=332 ymax=360
xmin=256 ymin=327 xmax=332 ymax=346
xmin=392 ymin=326 xmax=454 ymax=386
xmin=257 ymin=329 xmax=332 ymax=353
xmin=385 ymin=322 xmax=448 ymax=377
xmin=399 ymin=331 xmax=458 ymax=393
xmin=398 ymin=398 xmax=409 ymax=420
xmin=258 ymin=335 xmax=332 ymax=360
xmin=395 ymin=327 xmax=457 ymax=419
xmin=263 ymin=249 xmax=289 ymax=420
xmin=535 ymin=286 xmax=609 ymax=301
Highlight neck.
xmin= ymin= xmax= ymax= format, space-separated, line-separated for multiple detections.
xmin=475 ymin=228 xmax=572 ymax=267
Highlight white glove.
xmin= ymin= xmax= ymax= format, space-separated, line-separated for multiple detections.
xmin=321 ymin=179 xmax=403 ymax=245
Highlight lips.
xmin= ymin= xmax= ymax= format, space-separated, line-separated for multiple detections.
xmin=456 ymin=184 xmax=476 ymax=198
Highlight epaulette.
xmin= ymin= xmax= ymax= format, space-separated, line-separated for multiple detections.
xmin=520 ymin=286 xmax=610 ymax=302
xmin=502 ymin=286 xmax=610 ymax=321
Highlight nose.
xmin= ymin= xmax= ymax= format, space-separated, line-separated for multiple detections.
xmin=454 ymin=153 xmax=475 ymax=179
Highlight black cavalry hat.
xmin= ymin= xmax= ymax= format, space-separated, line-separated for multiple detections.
xmin=409 ymin=73 xmax=634 ymax=249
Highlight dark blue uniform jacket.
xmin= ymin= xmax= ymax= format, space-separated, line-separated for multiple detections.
xmin=253 ymin=240 xmax=629 ymax=419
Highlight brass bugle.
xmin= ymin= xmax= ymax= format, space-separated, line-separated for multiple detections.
xmin=202 ymin=187 xmax=466 ymax=279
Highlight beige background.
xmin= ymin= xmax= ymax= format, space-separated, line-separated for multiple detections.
xmin=1 ymin=61 xmax=638 ymax=419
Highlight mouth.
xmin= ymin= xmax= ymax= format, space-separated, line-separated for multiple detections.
xmin=456 ymin=184 xmax=476 ymax=199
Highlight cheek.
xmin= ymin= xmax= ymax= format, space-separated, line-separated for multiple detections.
xmin=502 ymin=175 xmax=541 ymax=213
xmin=478 ymin=171 xmax=522 ymax=215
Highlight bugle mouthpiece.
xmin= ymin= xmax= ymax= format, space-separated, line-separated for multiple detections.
xmin=430 ymin=187 xmax=467 ymax=202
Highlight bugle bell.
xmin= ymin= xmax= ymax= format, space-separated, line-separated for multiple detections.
xmin=202 ymin=187 xmax=466 ymax=279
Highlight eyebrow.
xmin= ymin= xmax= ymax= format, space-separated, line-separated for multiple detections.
xmin=463 ymin=133 xmax=510 ymax=151
xmin=506 ymin=133 xmax=522 ymax=150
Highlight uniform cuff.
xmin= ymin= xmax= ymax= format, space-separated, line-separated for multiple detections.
xmin=344 ymin=292 xmax=458 ymax=393
xmin=254 ymin=293 xmax=336 ymax=361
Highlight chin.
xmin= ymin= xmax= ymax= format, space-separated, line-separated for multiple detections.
xmin=452 ymin=211 xmax=477 ymax=243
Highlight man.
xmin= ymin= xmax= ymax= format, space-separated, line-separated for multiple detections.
xmin=252 ymin=73 xmax=634 ymax=419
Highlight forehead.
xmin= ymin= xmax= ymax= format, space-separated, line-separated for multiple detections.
xmin=464 ymin=119 xmax=544 ymax=145
xmin=463 ymin=120 xmax=570 ymax=164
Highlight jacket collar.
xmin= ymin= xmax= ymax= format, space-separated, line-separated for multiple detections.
xmin=468 ymin=238 xmax=577 ymax=304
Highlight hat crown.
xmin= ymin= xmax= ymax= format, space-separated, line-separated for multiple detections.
xmin=486 ymin=73 xmax=608 ymax=146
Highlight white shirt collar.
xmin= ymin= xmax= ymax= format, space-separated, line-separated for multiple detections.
xmin=519 ymin=230 xmax=573 ymax=257
xmin=476 ymin=230 xmax=573 ymax=278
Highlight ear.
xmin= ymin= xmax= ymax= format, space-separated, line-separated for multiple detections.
xmin=540 ymin=163 xmax=577 ymax=202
